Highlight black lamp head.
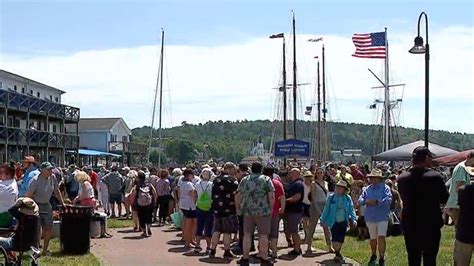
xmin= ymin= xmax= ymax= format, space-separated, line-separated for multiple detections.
xmin=409 ymin=36 xmax=426 ymax=54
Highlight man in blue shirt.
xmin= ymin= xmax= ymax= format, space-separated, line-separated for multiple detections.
xmin=359 ymin=169 xmax=392 ymax=266
xmin=18 ymin=156 xmax=40 ymax=197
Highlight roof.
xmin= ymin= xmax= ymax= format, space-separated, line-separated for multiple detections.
xmin=78 ymin=118 xmax=129 ymax=132
xmin=372 ymin=140 xmax=458 ymax=161
xmin=67 ymin=149 xmax=121 ymax=157
xmin=0 ymin=69 xmax=66 ymax=94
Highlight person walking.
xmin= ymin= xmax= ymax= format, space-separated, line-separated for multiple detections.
xmin=358 ymin=169 xmax=392 ymax=266
xmin=131 ymin=171 xmax=157 ymax=237
xmin=155 ymin=169 xmax=172 ymax=226
xmin=454 ymin=180 xmax=474 ymax=265
xmin=320 ymin=180 xmax=357 ymax=263
xmin=209 ymin=162 xmax=239 ymax=259
xmin=397 ymin=146 xmax=449 ymax=266
xmin=283 ymin=168 xmax=305 ymax=257
xmin=102 ymin=165 xmax=124 ymax=218
xmin=235 ymin=162 xmax=275 ymax=265
xmin=301 ymin=171 xmax=313 ymax=248
xmin=194 ymin=168 xmax=214 ymax=253
xmin=25 ymin=162 xmax=64 ymax=255
xmin=264 ymin=166 xmax=285 ymax=260
xmin=306 ymin=167 xmax=332 ymax=254
xmin=445 ymin=151 xmax=474 ymax=225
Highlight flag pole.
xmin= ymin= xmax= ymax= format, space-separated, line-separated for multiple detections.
xmin=384 ymin=27 xmax=390 ymax=151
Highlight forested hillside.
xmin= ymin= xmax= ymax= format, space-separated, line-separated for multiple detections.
xmin=132 ymin=120 xmax=474 ymax=163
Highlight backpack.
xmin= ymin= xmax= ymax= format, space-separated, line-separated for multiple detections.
xmin=137 ymin=185 xmax=153 ymax=207
xmin=196 ymin=182 xmax=212 ymax=211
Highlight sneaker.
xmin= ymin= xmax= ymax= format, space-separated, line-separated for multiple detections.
xmin=369 ymin=254 xmax=377 ymax=264
xmin=287 ymin=249 xmax=302 ymax=257
xmin=260 ymin=259 xmax=273 ymax=266
xmin=223 ymin=250 xmax=234 ymax=259
xmin=270 ymin=252 xmax=278 ymax=260
xmin=379 ymin=257 xmax=385 ymax=266
xmin=334 ymin=252 xmax=344 ymax=263
xmin=208 ymin=249 xmax=216 ymax=258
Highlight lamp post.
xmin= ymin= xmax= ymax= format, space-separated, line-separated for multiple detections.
xmin=409 ymin=12 xmax=429 ymax=147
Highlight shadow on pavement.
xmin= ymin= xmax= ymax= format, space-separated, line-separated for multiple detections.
xmin=319 ymin=259 xmax=355 ymax=266
xmin=122 ymin=235 xmax=148 ymax=240
xmin=166 ymin=240 xmax=185 ymax=245
xmin=116 ymin=229 xmax=136 ymax=233
xmin=198 ymin=257 xmax=232 ymax=264
xmin=168 ymin=247 xmax=193 ymax=253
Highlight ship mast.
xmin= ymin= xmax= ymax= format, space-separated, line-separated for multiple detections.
xmin=292 ymin=11 xmax=297 ymax=139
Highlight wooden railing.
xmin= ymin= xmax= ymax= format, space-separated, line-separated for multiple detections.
xmin=0 ymin=125 xmax=79 ymax=149
xmin=109 ymin=141 xmax=147 ymax=154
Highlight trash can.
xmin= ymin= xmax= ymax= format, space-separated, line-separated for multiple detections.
xmin=60 ymin=206 xmax=94 ymax=254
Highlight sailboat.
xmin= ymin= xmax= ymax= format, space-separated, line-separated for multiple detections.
xmin=147 ymin=29 xmax=165 ymax=167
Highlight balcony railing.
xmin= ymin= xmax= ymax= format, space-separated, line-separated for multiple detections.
xmin=0 ymin=125 xmax=79 ymax=149
xmin=109 ymin=141 xmax=147 ymax=154
xmin=0 ymin=90 xmax=80 ymax=122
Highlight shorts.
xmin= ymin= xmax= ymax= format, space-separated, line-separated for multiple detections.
xmin=243 ymin=215 xmax=271 ymax=235
xmin=330 ymin=221 xmax=348 ymax=243
xmin=196 ymin=209 xmax=214 ymax=237
xmin=181 ymin=209 xmax=197 ymax=219
xmin=270 ymin=216 xmax=281 ymax=240
xmin=38 ymin=203 xmax=53 ymax=229
xmin=284 ymin=212 xmax=303 ymax=234
xmin=302 ymin=203 xmax=311 ymax=218
xmin=213 ymin=215 xmax=238 ymax=234
xmin=366 ymin=221 xmax=388 ymax=239
xmin=109 ymin=193 xmax=123 ymax=204
xmin=0 ymin=236 xmax=14 ymax=252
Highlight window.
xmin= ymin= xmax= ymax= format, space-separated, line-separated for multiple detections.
xmin=30 ymin=90 xmax=33 ymax=95
xmin=0 ymin=82 xmax=2 ymax=88
xmin=122 ymin=135 xmax=128 ymax=142
xmin=37 ymin=92 xmax=40 ymax=98
xmin=49 ymin=95 xmax=53 ymax=101
xmin=52 ymin=125 xmax=57 ymax=133
xmin=22 ymin=87 xmax=25 ymax=94
xmin=111 ymin=134 xmax=117 ymax=142
xmin=55 ymin=97 xmax=59 ymax=102
xmin=14 ymin=85 xmax=17 ymax=91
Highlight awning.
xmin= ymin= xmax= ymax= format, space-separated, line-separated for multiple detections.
xmin=67 ymin=149 xmax=122 ymax=157
xmin=434 ymin=149 xmax=474 ymax=166
xmin=372 ymin=140 xmax=458 ymax=161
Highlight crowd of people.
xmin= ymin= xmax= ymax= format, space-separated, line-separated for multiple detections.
xmin=0 ymin=147 xmax=472 ymax=265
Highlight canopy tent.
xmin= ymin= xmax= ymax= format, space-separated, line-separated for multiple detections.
xmin=68 ymin=149 xmax=122 ymax=157
xmin=372 ymin=140 xmax=458 ymax=161
xmin=433 ymin=149 xmax=474 ymax=166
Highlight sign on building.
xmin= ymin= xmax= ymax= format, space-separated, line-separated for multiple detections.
xmin=274 ymin=139 xmax=310 ymax=158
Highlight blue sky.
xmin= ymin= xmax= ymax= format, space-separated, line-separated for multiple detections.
xmin=1 ymin=0 xmax=473 ymax=133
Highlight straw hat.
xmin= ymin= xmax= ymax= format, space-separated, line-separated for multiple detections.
xmin=335 ymin=180 xmax=349 ymax=190
xmin=303 ymin=170 xmax=314 ymax=178
xmin=465 ymin=166 xmax=474 ymax=176
xmin=16 ymin=197 xmax=39 ymax=216
xmin=367 ymin=169 xmax=384 ymax=178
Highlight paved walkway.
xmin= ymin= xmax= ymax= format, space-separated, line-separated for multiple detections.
xmin=92 ymin=223 xmax=358 ymax=266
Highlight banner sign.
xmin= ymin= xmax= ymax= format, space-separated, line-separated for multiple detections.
xmin=274 ymin=139 xmax=310 ymax=158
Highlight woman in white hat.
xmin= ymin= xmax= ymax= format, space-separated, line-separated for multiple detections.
xmin=320 ymin=180 xmax=357 ymax=263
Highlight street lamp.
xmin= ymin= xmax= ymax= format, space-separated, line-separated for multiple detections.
xmin=409 ymin=12 xmax=429 ymax=147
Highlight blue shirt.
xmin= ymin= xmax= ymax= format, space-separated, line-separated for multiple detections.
xmin=18 ymin=167 xmax=40 ymax=197
xmin=335 ymin=196 xmax=347 ymax=222
xmin=358 ymin=182 xmax=392 ymax=223
xmin=320 ymin=193 xmax=357 ymax=228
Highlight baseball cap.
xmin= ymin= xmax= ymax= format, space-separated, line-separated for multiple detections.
xmin=40 ymin=162 xmax=54 ymax=170
xmin=412 ymin=146 xmax=434 ymax=159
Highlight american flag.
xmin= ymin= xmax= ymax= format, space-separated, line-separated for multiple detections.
xmin=352 ymin=32 xmax=386 ymax=59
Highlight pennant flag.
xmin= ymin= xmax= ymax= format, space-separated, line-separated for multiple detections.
xmin=352 ymin=32 xmax=386 ymax=59
xmin=270 ymin=33 xmax=284 ymax=39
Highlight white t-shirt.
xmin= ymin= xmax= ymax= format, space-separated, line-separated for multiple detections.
xmin=179 ymin=180 xmax=196 ymax=210
xmin=314 ymin=181 xmax=329 ymax=204
xmin=178 ymin=175 xmax=201 ymax=187
xmin=195 ymin=180 xmax=212 ymax=200
xmin=0 ymin=179 xmax=18 ymax=213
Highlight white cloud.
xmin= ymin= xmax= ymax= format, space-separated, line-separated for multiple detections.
xmin=1 ymin=26 xmax=473 ymax=133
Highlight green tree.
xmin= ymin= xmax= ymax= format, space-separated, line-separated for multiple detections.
xmin=148 ymin=149 xmax=167 ymax=165
xmin=164 ymin=139 xmax=196 ymax=164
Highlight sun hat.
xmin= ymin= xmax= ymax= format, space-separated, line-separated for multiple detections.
xmin=335 ymin=180 xmax=349 ymax=190
xmin=16 ymin=197 xmax=39 ymax=216
xmin=303 ymin=170 xmax=314 ymax=178
xmin=289 ymin=168 xmax=301 ymax=174
xmin=122 ymin=166 xmax=131 ymax=172
xmin=40 ymin=162 xmax=54 ymax=170
xmin=367 ymin=169 xmax=384 ymax=178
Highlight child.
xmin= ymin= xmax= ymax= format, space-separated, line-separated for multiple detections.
xmin=320 ymin=180 xmax=357 ymax=263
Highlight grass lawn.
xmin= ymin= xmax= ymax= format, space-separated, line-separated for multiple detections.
xmin=107 ymin=217 xmax=134 ymax=229
xmin=313 ymin=226 xmax=456 ymax=265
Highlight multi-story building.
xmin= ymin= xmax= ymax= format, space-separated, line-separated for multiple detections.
xmin=0 ymin=69 xmax=80 ymax=165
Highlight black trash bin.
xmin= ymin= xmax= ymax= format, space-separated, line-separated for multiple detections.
xmin=60 ymin=206 xmax=94 ymax=254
